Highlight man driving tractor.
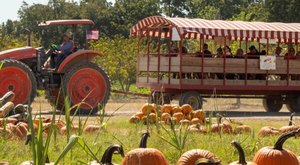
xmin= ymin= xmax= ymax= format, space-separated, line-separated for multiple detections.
xmin=44 ymin=32 xmax=74 ymax=69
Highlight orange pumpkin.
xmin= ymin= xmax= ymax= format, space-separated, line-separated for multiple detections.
xmin=279 ymin=113 xmax=300 ymax=134
xmin=188 ymin=124 xmax=207 ymax=134
xmin=141 ymin=103 xmax=155 ymax=115
xmin=129 ymin=116 xmax=140 ymax=124
xmin=161 ymin=113 xmax=171 ymax=122
xmin=122 ymin=132 xmax=168 ymax=165
xmin=234 ymin=125 xmax=252 ymax=134
xmin=210 ymin=116 xmax=232 ymax=134
xmin=253 ymin=129 xmax=300 ymax=165
xmin=171 ymin=104 xmax=181 ymax=114
xmin=230 ymin=141 xmax=256 ymax=165
xmin=161 ymin=104 xmax=172 ymax=114
xmin=181 ymin=104 xmax=193 ymax=115
xmin=191 ymin=118 xmax=201 ymax=125
xmin=192 ymin=110 xmax=205 ymax=120
xmin=180 ymin=119 xmax=191 ymax=125
xmin=258 ymin=126 xmax=280 ymax=137
xmin=59 ymin=125 xmax=78 ymax=135
xmin=177 ymin=149 xmax=221 ymax=165
xmin=173 ymin=112 xmax=184 ymax=122
xmin=83 ymin=125 xmax=100 ymax=133
xmin=135 ymin=112 xmax=144 ymax=120
xmin=0 ymin=117 xmax=17 ymax=126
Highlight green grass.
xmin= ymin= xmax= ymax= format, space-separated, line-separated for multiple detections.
xmin=0 ymin=117 xmax=300 ymax=164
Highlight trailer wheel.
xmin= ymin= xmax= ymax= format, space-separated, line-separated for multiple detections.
xmin=0 ymin=60 xmax=36 ymax=105
xmin=262 ymin=96 xmax=283 ymax=112
xmin=149 ymin=92 xmax=171 ymax=105
xmin=179 ymin=91 xmax=203 ymax=110
xmin=62 ymin=62 xmax=111 ymax=114
xmin=286 ymin=96 xmax=300 ymax=112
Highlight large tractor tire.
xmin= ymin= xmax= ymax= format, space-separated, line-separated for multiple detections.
xmin=286 ymin=96 xmax=300 ymax=112
xmin=62 ymin=62 xmax=111 ymax=114
xmin=0 ymin=60 xmax=37 ymax=105
xmin=262 ymin=96 xmax=283 ymax=112
xmin=179 ymin=91 xmax=203 ymax=110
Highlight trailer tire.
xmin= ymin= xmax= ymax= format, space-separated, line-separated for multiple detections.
xmin=179 ymin=91 xmax=203 ymax=110
xmin=262 ymin=96 xmax=283 ymax=112
xmin=286 ymin=96 xmax=300 ymax=112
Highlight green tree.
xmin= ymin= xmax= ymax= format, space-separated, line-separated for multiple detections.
xmin=161 ymin=0 xmax=188 ymax=17
xmin=266 ymin=0 xmax=300 ymax=22
xmin=91 ymin=36 xmax=138 ymax=92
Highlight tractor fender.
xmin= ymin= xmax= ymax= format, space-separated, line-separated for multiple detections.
xmin=56 ymin=50 xmax=103 ymax=73
xmin=0 ymin=47 xmax=36 ymax=61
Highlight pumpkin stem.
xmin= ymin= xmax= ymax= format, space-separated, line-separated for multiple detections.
xmin=288 ymin=113 xmax=295 ymax=126
xmin=274 ymin=128 xmax=300 ymax=150
xmin=100 ymin=145 xmax=124 ymax=164
xmin=139 ymin=131 xmax=150 ymax=148
xmin=231 ymin=141 xmax=247 ymax=164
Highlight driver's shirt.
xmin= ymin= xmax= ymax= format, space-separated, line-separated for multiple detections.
xmin=58 ymin=40 xmax=74 ymax=55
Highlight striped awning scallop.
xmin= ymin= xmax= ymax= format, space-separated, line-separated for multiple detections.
xmin=131 ymin=16 xmax=300 ymax=41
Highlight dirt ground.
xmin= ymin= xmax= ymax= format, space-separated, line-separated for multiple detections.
xmin=31 ymin=96 xmax=290 ymax=115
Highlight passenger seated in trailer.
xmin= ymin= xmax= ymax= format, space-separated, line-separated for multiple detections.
xmin=223 ymin=46 xmax=233 ymax=58
xmin=235 ymin=48 xmax=244 ymax=58
xmin=284 ymin=47 xmax=296 ymax=59
xmin=216 ymin=47 xmax=223 ymax=58
xmin=169 ymin=41 xmax=179 ymax=55
xmin=247 ymin=45 xmax=260 ymax=58
xmin=260 ymin=50 xmax=267 ymax=55
xmin=274 ymin=46 xmax=282 ymax=56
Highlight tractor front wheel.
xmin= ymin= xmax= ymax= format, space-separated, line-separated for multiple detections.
xmin=0 ymin=60 xmax=36 ymax=105
xmin=62 ymin=62 xmax=111 ymax=114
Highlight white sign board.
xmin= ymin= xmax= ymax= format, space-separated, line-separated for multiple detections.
xmin=260 ymin=55 xmax=276 ymax=70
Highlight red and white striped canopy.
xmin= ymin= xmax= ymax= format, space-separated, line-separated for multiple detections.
xmin=131 ymin=16 xmax=300 ymax=41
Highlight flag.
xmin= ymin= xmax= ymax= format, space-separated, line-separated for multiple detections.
xmin=86 ymin=30 xmax=99 ymax=40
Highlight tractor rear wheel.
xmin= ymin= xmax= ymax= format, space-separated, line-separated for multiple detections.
xmin=62 ymin=62 xmax=111 ymax=114
xmin=262 ymin=96 xmax=283 ymax=112
xmin=0 ymin=60 xmax=37 ymax=104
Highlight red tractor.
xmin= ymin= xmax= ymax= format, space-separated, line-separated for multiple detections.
xmin=0 ymin=19 xmax=111 ymax=114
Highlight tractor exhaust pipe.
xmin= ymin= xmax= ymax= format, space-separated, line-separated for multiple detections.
xmin=25 ymin=29 xmax=31 ymax=46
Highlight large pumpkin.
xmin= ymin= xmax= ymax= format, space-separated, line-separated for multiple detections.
xmin=122 ymin=131 xmax=168 ymax=165
xmin=230 ymin=141 xmax=256 ymax=165
xmin=279 ymin=113 xmax=300 ymax=134
xmin=141 ymin=103 xmax=155 ymax=115
xmin=177 ymin=149 xmax=221 ymax=165
xmin=253 ymin=128 xmax=300 ymax=165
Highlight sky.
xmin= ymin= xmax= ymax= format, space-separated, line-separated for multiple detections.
xmin=0 ymin=0 xmax=114 ymax=23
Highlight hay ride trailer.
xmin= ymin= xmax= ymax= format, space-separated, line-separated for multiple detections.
xmin=131 ymin=16 xmax=300 ymax=112
xmin=0 ymin=19 xmax=110 ymax=114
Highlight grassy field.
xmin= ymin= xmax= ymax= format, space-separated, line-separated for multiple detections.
xmin=0 ymin=116 xmax=300 ymax=164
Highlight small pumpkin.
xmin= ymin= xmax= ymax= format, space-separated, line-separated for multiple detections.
xmin=171 ymin=104 xmax=181 ymax=114
xmin=161 ymin=104 xmax=173 ymax=114
xmin=135 ymin=112 xmax=144 ymax=120
xmin=141 ymin=103 xmax=155 ymax=115
xmin=161 ymin=113 xmax=171 ymax=122
xmin=230 ymin=141 xmax=256 ymax=165
xmin=193 ymin=110 xmax=205 ymax=121
xmin=59 ymin=125 xmax=79 ymax=135
xmin=253 ymin=128 xmax=300 ymax=165
xmin=180 ymin=119 xmax=191 ymax=126
xmin=210 ymin=116 xmax=232 ymax=134
xmin=0 ymin=91 xmax=15 ymax=107
xmin=129 ymin=116 xmax=140 ymax=124
xmin=191 ymin=118 xmax=201 ymax=125
xmin=258 ymin=126 xmax=280 ymax=137
xmin=181 ymin=104 xmax=193 ymax=115
xmin=122 ymin=131 xmax=168 ymax=165
xmin=234 ymin=125 xmax=252 ymax=134
xmin=188 ymin=124 xmax=207 ymax=134
xmin=84 ymin=125 xmax=100 ymax=133
xmin=279 ymin=113 xmax=300 ymax=134
xmin=177 ymin=149 xmax=221 ymax=165
xmin=0 ymin=102 xmax=14 ymax=118
xmin=173 ymin=112 xmax=184 ymax=122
